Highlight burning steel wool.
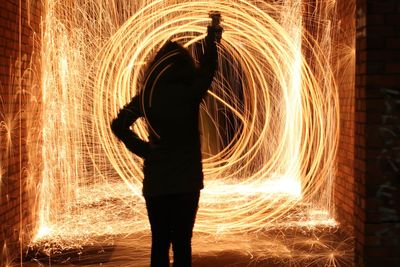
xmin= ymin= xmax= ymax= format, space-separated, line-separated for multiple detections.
xmin=0 ymin=0 xmax=355 ymax=265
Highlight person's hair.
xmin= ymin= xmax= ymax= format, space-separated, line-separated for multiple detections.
xmin=143 ymin=40 xmax=196 ymax=91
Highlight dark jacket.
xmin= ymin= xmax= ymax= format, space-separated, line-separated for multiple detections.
xmin=111 ymin=28 xmax=218 ymax=196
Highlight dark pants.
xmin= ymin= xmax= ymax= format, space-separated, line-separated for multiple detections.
xmin=145 ymin=192 xmax=200 ymax=267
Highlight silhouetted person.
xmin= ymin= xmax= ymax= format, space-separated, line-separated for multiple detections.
xmin=111 ymin=13 xmax=223 ymax=267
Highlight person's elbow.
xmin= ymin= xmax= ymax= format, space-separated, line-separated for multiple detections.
xmin=111 ymin=118 xmax=126 ymax=139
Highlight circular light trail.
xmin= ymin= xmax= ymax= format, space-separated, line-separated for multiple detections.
xmin=33 ymin=0 xmax=339 ymax=243
xmin=95 ymin=0 xmax=339 ymax=234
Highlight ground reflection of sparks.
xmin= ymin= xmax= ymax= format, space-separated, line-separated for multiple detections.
xmin=4 ymin=0 xmax=353 ymax=265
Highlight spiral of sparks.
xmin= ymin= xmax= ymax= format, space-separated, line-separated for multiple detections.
xmin=32 ymin=0 xmax=340 ymax=247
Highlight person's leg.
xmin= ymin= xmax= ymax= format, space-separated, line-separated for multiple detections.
xmin=170 ymin=192 xmax=200 ymax=267
xmin=145 ymin=195 xmax=172 ymax=267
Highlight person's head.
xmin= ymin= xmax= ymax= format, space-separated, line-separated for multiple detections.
xmin=143 ymin=40 xmax=196 ymax=90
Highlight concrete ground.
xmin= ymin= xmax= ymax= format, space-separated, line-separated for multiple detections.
xmin=19 ymin=226 xmax=353 ymax=267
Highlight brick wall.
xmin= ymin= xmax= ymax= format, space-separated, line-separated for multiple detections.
xmin=334 ymin=0 xmax=356 ymax=239
xmin=301 ymin=2 xmax=356 ymax=238
xmin=0 ymin=0 xmax=41 ymax=262
xmin=355 ymin=0 xmax=400 ymax=266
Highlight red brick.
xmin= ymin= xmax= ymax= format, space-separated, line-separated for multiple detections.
xmin=357 ymin=62 xmax=366 ymax=74
xmin=365 ymin=246 xmax=400 ymax=257
xmin=365 ymin=236 xmax=381 ymax=246
xmin=387 ymin=38 xmax=400 ymax=49
xmin=366 ymin=257 xmax=400 ymax=266
xmin=358 ymin=50 xmax=367 ymax=61
xmin=365 ymin=75 xmax=400 ymax=87
xmin=366 ymin=62 xmax=385 ymax=73
xmin=367 ymin=14 xmax=385 ymax=25
xmin=356 ymin=112 xmax=366 ymax=123
xmin=367 ymin=50 xmax=400 ymax=62
xmin=367 ymin=2 xmax=398 ymax=14
xmin=385 ymin=63 xmax=400 ymax=73
xmin=385 ymin=14 xmax=400 ymax=25
xmin=357 ymin=38 xmax=367 ymax=50
xmin=367 ymin=38 xmax=385 ymax=49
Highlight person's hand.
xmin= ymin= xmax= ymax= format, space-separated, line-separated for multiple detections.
xmin=208 ymin=25 xmax=223 ymax=43
xmin=209 ymin=11 xmax=223 ymax=43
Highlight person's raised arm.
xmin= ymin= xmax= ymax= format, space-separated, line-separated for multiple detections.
xmin=111 ymin=94 xmax=150 ymax=158
xmin=196 ymin=11 xmax=223 ymax=96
